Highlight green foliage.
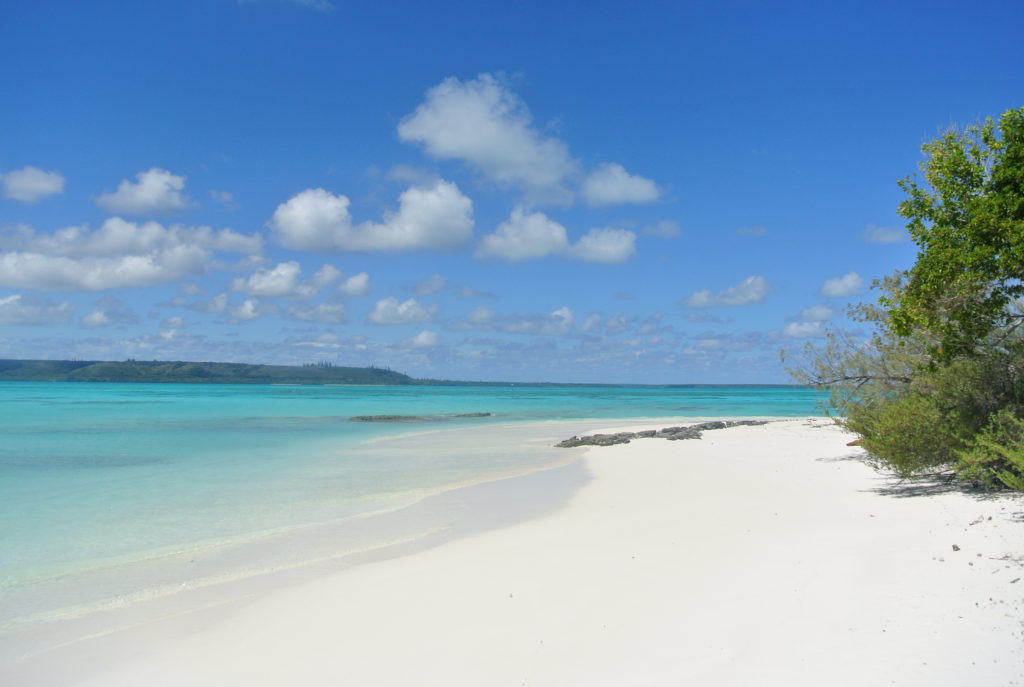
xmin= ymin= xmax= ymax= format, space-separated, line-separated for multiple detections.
xmin=846 ymin=391 xmax=958 ymax=478
xmin=793 ymin=107 xmax=1024 ymax=492
xmin=957 ymin=410 xmax=1024 ymax=491
xmin=890 ymin=107 xmax=1024 ymax=360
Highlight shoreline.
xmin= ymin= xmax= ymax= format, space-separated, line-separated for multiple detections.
xmin=5 ymin=417 xmax=1023 ymax=686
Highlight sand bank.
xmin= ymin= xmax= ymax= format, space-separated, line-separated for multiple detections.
xmin=7 ymin=418 xmax=1023 ymax=686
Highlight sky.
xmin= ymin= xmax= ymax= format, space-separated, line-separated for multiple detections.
xmin=1 ymin=0 xmax=1022 ymax=383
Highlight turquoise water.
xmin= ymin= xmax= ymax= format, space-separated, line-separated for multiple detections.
xmin=0 ymin=381 xmax=825 ymax=648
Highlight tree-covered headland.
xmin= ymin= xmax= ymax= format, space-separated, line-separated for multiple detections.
xmin=794 ymin=107 xmax=1024 ymax=491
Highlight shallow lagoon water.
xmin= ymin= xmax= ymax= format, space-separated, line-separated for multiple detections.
xmin=0 ymin=381 xmax=825 ymax=657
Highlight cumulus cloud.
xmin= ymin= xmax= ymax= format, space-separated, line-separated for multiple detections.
xmin=398 ymin=74 xmax=659 ymax=208
xmin=504 ymin=306 xmax=574 ymax=336
xmin=96 ymin=168 xmax=192 ymax=214
xmin=80 ymin=310 xmax=111 ymax=328
xmin=398 ymin=74 xmax=577 ymax=201
xmin=581 ymin=163 xmax=659 ymax=206
xmin=0 ymin=294 xmax=73 ymax=325
xmin=231 ymin=298 xmax=268 ymax=321
xmin=860 ymin=224 xmax=909 ymax=244
xmin=477 ymin=207 xmax=568 ymax=261
xmin=683 ymin=276 xmax=769 ymax=308
xmin=793 ymin=304 xmax=836 ymax=322
xmin=269 ymin=181 xmax=473 ymax=253
xmin=0 ymin=218 xmax=260 ymax=291
xmin=410 ymin=330 xmax=439 ymax=348
xmin=189 ymin=293 xmax=229 ymax=313
xmin=339 ymin=272 xmax=371 ymax=297
xmin=79 ymin=296 xmax=138 ymax=328
xmin=462 ymin=305 xmax=496 ymax=326
xmin=1 ymin=166 xmax=65 ymax=203
xmin=566 ymin=228 xmax=636 ymax=263
xmin=820 ymin=271 xmax=863 ymax=298
xmin=367 ymin=297 xmax=436 ymax=325
xmin=477 ymin=207 xmax=636 ymax=263
xmin=231 ymin=262 xmax=339 ymax=299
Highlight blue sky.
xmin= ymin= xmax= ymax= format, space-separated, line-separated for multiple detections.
xmin=1 ymin=0 xmax=1021 ymax=383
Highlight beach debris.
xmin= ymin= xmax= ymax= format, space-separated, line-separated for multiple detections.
xmin=555 ymin=420 xmax=770 ymax=448
xmin=952 ymin=544 xmax=961 ymax=551
xmin=846 ymin=438 xmax=863 ymax=446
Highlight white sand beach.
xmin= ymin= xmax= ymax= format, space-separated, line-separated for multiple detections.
xmin=7 ymin=418 xmax=1023 ymax=686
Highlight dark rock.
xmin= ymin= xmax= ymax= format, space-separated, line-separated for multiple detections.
xmin=555 ymin=419 xmax=771 ymax=448
xmin=350 ymin=415 xmax=429 ymax=422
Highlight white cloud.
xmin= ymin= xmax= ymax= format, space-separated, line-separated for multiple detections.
xmin=465 ymin=305 xmax=495 ymax=325
xmin=477 ymin=207 xmax=636 ymax=263
xmin=285 ymin=302 xmax=346 ymax=323
xmin=367 ymin=297 xmax=436 ymax=325
xmin=308 ymin=264 xmax=341 ymax=288
xmin=0 ymin=252 xmax=206 ymax=292
xmin=398 ymin=74 xmax=661 ymax=208
xmin=231 ymin=261 xmax=339 ymax=299
xmin=410 ymin=330 xmax=439 ymax=348
xmin=0 ymin=218 xmax=260 ymax=291
xmin=794 ymin=304 xmax=835 ymax=322
xmin=398 ymin=74 xmax=577 ymax=202
xmin=736 ymin=225 xmax=766 ymax=237
xmin=1 ymin=166 xmax=65 ymax=203
xmin=339 ymin=272 xmax=371 ymax=297
xmin=190 ymin=292 xmax=229 ymax=313
xmin=860 ymin=224 xmax=909 ymax=244
xmin=96 ymin=168 xmax=191 ymax=214
xmin=231 ymin=261 xmax=302 ymax=298
xmin=0 ymin=294 xmax=73 ymax=325
xmin=232 ymin=298 xmax=265 ymax=321
xmin=477 ymin=207 xmax=568 ymax=261
xmin=79 ymin=296 xmax=137 ymax=328
xmin=566 ymin=228 xmax=636 ymax=263
xmin=684 ymin=276 xmax=769 ymax=308
xmin=269 ymin=180 xmax=473 ymax=253
xmin=820 ymin=271 xmax=863 ymax=298
xmin=581 ymin=162 xmax=659 ymax=206
xmin=503 ymin=306 xmax=575 ymax=336
xmin=80 ymin=309 xmax=111 ymax=328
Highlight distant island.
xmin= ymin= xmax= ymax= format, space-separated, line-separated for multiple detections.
xmin=0 ymin=358 xmax=804 ymax=388
xmin=0 ymin=359 xmax=419 ymax=385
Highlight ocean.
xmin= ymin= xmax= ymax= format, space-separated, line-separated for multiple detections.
xmin=0 ymin=381 xmax=825 ymax=660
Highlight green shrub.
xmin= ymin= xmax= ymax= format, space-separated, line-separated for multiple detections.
xmin=956 ymin=410 xmax=1024 ymax=491
xmin=845 ymin=391 xmax=961 ymax=478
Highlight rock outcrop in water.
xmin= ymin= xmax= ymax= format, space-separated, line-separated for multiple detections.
xmin=555 ymin=420 xmax=769 ymax=448
xmin=350 ymin=412 xmax=493 ymax=422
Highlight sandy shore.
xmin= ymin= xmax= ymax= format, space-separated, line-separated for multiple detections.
xmin=7 ymin=418 xmax=1023 ymax=686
